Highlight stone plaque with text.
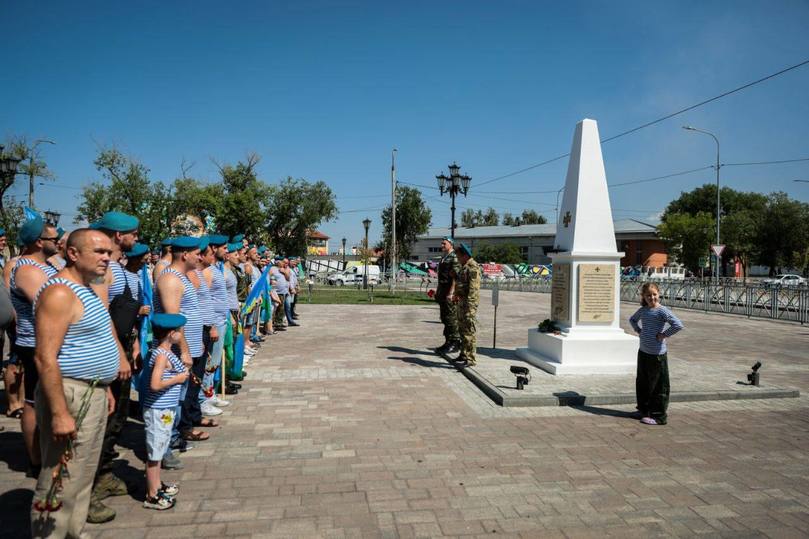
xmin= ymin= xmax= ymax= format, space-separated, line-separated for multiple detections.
xmin=577 ymin=264 xmax=615 ymax=322
xmin=550 ymin=263 xmax=570 ymax=324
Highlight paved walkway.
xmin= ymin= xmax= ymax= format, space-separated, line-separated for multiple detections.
xmin=1 ymin=291 xmax=808 ymax=538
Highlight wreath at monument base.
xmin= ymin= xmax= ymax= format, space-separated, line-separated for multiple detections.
xmin=538 ymin=319 xmax=561 ymax=334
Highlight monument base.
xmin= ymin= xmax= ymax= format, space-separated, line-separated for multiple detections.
xmin=516 ymin=328 xmax=638 ymax=375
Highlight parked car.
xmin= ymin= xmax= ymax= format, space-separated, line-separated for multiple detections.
xmin=763 ymin=274 xmax=807 ymax=287
xmin=327 ymin=265 xmax=381 ymax=286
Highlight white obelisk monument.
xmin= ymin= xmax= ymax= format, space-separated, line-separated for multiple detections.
xmin=517 ymin=119 xmax=638 ymax=375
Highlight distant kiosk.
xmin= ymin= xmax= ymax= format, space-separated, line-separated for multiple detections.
xmin=517 ymin=119 xmax=638 ymax=375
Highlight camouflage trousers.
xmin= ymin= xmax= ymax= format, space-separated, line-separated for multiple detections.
xmin=438 ymin=299 xmax=459 ymax=343
xmin=457 ymin=302 xmax=478 ymax=363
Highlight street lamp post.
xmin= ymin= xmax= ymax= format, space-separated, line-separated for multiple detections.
xmin=436 ymin=162 xmax=471 ymax=240
xmin=341 ymin=237 xmax=347 ymax=267
xmin=391 ymin=148 xmax=397 ymax=292
xmin=28 ymin=139 xmax=55 ymax=208
xmin=43 ymin=210 xmax=61 ymax=226
xmin=0 ymin=145 xmax=23 ymax=184
xmin=683 ymin=126 xmax=721 ymax=283
xmin=362 ymin=218 xmax=371 ymax=290
xmin=555 ymin=186 xmax=565 ymax=224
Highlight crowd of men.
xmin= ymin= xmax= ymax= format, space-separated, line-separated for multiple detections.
xmin=0 ymin=212 xmax=304 ymax=537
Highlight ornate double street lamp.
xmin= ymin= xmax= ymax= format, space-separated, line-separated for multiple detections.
xmin=0 ymin=145 xmax=23 ymax=184
xmin=43 ymin=210 xmax=61 ymax=226
xmin=362 ymin=218 xmax=371 ymax=290
xmin=436 ymin=162 xmax=471 ymax=240
xmin=683 ymin=125 xmax=721 ymax=283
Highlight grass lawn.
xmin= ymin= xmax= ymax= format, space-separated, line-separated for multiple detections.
xmin=303 ymin=287 xmax=435 ymax=305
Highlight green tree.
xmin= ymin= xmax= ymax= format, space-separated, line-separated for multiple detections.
xmin=721 ymin=209 xmax=761 ymax=281
xmin=460 ymin=207 xmax=498 ymax=227
xmin=502 ymin=212 xmax=517 ymax=226
xmin=460 ymin=208 xmax=478 ymax=228
xmin=657 ymin=212 xmax=714 ymax=271
xmin=215 ymin=154 xmax=271 ymax=241
xmin=520 ymin=209 xmax=547 ymax=225
xmin=76 ymin=148 xmax=178 ymax=245
xmin=264 ymin=176 xmax=339 ymax=256
xmin=757 ymin=192 xmax=809 ymax=275
xmin=381 ymin=186 xmax=431 ymax=263
xmin=474 ymin=242 xmax=523 ymax=264
xmin=0 ymin=137 xmax=56 ymax=254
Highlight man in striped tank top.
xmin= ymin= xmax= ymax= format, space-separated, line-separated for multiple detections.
xmin=155 ymin=236 xmax=210 ymax=446
xmin=87 ymin=211 xmax=140 ymax=523
xmin=11 ymin=215 xmax=59 ymax=479
xmin=31 ymin=229 xmax=125 ymax=538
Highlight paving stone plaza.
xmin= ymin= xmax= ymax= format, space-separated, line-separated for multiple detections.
xmin=2 ymin=290 xmax=808 ymax=538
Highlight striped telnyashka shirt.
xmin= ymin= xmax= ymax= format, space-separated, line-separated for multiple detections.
xmin=629 ymin=305 xmax=684 ymax=355
xmin=142 ymin=347 xmax=186 ymax=409
xmin=155 ymin=268 xmax=204 ymax=358
xmin=11 ymin=258 xmax=58 ymax=348
xmin=35 ymin=278 xmax=120 ymax=383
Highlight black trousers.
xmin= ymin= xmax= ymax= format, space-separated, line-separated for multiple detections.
xmin=97 ymin=340 xmax=133 ymax=475
xmin=179 ymin=325 xmax=210 ymax=431
xmin=636 ymin=350 xmax=670 ymax=424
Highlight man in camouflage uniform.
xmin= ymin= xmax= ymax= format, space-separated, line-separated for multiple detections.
xmin=453 ymin=243 xmax=480 ymax=366
xmin=435 ymin=237 xmax=460 ymax=355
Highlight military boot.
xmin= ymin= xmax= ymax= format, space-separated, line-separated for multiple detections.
xmin=435 ymin=341 xmax=450 ymax=354
xmin=445 ymin=341 xmax=460 ymax=355
xmin=86 ymin=497 xmax=116 ymax=524
xmin=93 ymin=472 xmax=128 ymax=501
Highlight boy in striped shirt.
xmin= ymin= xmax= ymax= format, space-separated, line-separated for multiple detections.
xmin=142 ymin=313 xmax=189 ymax=510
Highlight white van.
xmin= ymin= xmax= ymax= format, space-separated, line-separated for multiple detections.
xmin=328 ymin=265 xmax=381 ymax=286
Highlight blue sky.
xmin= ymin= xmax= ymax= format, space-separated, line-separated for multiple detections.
xmin=2 ymin=0 xmax=809 ymax=249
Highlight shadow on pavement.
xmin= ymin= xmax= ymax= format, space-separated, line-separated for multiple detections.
xmin=0 ymin=429 xmax=28 ymax=473
xmin=0 ymin=487 xmax=33 ymax=537
xmin=570 ymin=405 xmax=639 ymax=419
xmin=477 ymin=347 xmax=519 ymax=360
xmin=386 ymin=355 xmax=454 ymax=369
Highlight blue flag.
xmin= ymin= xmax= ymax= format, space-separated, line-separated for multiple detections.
xmin=135 ymin=265 xmax=154 ymax=396
xmin=240 ymin=265 xmax=271 ymax=316
xmin=23 ymin=207 xmax=39 ymax=221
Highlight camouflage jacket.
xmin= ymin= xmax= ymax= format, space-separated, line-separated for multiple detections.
xmin=436 ymin=249 xmax=460 ymax=297
xmin=455 ymin=258 xmax=480 ymax=308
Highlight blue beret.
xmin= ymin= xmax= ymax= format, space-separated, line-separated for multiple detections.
xmin=151 ymin=313 xmax=187 ymax=329
xmin=19 ymin=215 xmax=45 ymax=245
xmin=442 ymin=236 xmax=454 ymax=244
xmin=90 ymin=211 xmax=139 ymax=232
xmin=125 ymin=243 xmax=150 ymax=258
xmin=227 ymin=242 xmax=242 ymax=252
xmin=160 ymin=237 xmax=174 ymax=247
xmin=0 ymin=228 xmax=6 ymax=236
xmin=172 ymin=236 xmax=200 ymax=251
xmin=56 ymin=227 xmax=66 ymax=240
xmin=231 ymin=234 xmax=244 ymax=243
xmin=257 ymin=246 xmax=267 ymax=254
xmin=208 ymin=234 xmax=228 ymax=246
xmin=198 ymin=236 xmax=210 ymax=252
xmin=456 ymin=242 xmax=473 ymax=257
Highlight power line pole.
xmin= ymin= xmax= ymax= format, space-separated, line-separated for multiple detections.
xmin=28 ymin=139 xmax=55 ymax=208
xmin=391 ymin=148 xmax=397 ymax=292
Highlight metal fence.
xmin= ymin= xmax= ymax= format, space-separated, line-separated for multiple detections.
xmin=480 ymin=278 xmax=809 ymax=324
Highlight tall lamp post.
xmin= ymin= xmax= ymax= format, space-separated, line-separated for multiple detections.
xmin=28 ymin=139 xmax=55 ymax=208
xmin=436 ymin=162 xmax=471 ymax=240
xmin=43 ymin=210 xmax=61 ymax=226
xmin=341 ymin=237 xmax=347 ymax=266
xmin=683 ymin=126 xmax=721 ymax=282
xmin=362 ymin=218 xmax=371 ymax=290
xmin=390 ymin=148 xmax=397 ymax=292
xmin=0 ymin=145 xmax=23 ymax=185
